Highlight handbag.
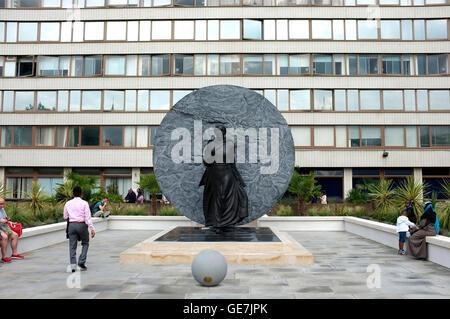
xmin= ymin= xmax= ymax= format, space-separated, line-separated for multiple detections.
xmin=8 ymin=222 xmax=23 ymax=237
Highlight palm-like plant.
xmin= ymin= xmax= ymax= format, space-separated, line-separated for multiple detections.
xmin=0 ymin=181 xmax=12 ymax=198
xmin=65 ymin=172 xmax=99 ymax=201
xmin=395 ymin=176 xmax=429 ymax=223
xmin=287 ymin=170 xmax=321 ymax=215
xmin=55 ymin=179 xmax=74 ymax=204
xmin=367 ymin=178 xmax=396 ymax=220
xmin=437 ymin=178 xmax=450 ymax=230
xmin=25 ymin=181 xmax=47 ymax=218
xmin=138 ymin=174 xmax=161 ymax=214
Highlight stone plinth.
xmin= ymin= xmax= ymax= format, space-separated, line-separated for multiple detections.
xmin=120 ymin=226 xmax=314 ymax=265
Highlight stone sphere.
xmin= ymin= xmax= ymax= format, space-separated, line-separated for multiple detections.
xmin=154 ymin=85 xmax=295 ymax=225
xmin=191 ymin=250 xmax=228 ymax=287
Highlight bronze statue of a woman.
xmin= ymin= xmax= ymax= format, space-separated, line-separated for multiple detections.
xmin=199 ymin=125 xmax=248 ymax=229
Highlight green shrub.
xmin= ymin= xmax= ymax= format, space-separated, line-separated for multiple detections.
xmin=277 ymin=196 xmax=297 ymax=205
xmin=306 ymin=206 xmax=332 ymax=216
xmin=5 ymin=204 xmax=33 ymax=227
xmin=124 ymin=206 xmax=147 ymax=216
xmin=157 ymin=206 xmax=180 ymax=216
xmin=381 ymin=210 xmax=399 ymax=225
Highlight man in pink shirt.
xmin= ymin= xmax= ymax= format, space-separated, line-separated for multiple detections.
xmin=64 ymin=186 xmax=95 ymax=272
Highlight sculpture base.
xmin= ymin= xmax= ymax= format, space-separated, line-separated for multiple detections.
xmin=120 ymin=226 xmax=313 ymax=265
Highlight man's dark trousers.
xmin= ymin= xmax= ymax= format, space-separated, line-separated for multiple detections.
xmin=68 ymin=223 xmax=89 ymax=267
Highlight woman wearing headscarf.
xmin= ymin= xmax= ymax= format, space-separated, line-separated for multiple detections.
xmin=406 ymin=201 xmax=440 ymax=259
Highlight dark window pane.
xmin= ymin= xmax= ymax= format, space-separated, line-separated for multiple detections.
xmin=103 ymin=168 xmax=131 ymax=175
xmin=359 ymin=55 xmax=378 ymax=74
xmin=20 ymin=0 xmax=39 ymax=6
xmin=81 ymin=127 xmax=100 ymax=146
xmin=348 ymin=55 xmax=357 ymax=75
xmin=243 ymin=55 xmax=263 ymax=75
xmin=420 ymin=126 xmax=430 ymax=147
xmin=313 ymin=54 xmax=332 ymax=74
xmin=150 ymin=127 xmax=158 ymax=146
xmin=353 ymin=169 xmax=380 ymax=176
xmin=68 ymin=126 xmax=79 ymax=147
xmin=72 ymin=168 xmax=101 ymax=175
xmin=18 ymin=57 xmax=35 ymax=76
xmin=432 ymin=126 xmax=450 ymax=146
xmin=315 ymin=177 xmax=343 ymax=202
xmin=5 ymin=167 xmax=34 ymax=175
xmin=174 ymin=55 xmax=194 ymax=75
xmin=152 ymin=55 xmax=170 ymax=75
xmin=1 ymin=126 xmax=12 ymax=147
xmin=382 ymin=55 xmax=401 ymax=74
xmin=13 ymin=126 xmax=32 ymax=146
xmin=422 ymin=168 xmax=449 ymax=176
xmin=384 ymin=169 xmax=413 ymax=176
xmin=84 ymin=56 xmax=102 ymax=76
xmin=37 ymin=168 xmax=64 ymax=175
xmin=315 ymin=169 xmax=343 ymax=176
xmin=417 ymin=55 xmax=426 ymax=75
xmin=424 ymin=178 xmax=448 ymax=199
xmin=103 ymin=126 xmax=123 ymax=146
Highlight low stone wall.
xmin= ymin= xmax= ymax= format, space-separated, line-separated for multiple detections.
xmin=11 ymin=218 xmax=108 ymax=255
xmin=8 ymin=216 xmax=450 ymax=269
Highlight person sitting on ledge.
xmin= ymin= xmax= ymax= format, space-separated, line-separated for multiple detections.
xmin=93 ymin=197 xmax=110 ymax=218
xmin=124 ymin=188 xmax=137 ymax=203
xmin=0 ymin=197 xmax=25 ymax=263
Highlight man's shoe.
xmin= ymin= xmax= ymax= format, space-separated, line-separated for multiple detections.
xmin=11 ymin=254 xmax=24 ymax=259
xmin=2 ymin=257 xmax=12 ymax=263
xmin=78 ymin=264 xmax=87 ymax=271
xmin=103 ymin=211 xmax=110 ymax=218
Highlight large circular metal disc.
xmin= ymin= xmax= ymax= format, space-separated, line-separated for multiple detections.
xmin=153 ymin=85 xmax=295 ymax=225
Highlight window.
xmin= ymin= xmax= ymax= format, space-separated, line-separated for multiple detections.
xmin=429 ymin=91 xmax=450 ymax=110
xmin=380 ymin=20 xmax=400 ymax=39
xmin=404 ymin=90 xmax=415 ymax=111
xmin=314 ymin=127 xmax=334 ymax=146
xmin=244 ymin=20 xmax=262 ymax=40
xmin=385 ymin=127 xmax=404 ymax=146
xmin=126 ymin=55 xmax=137 ymax=76
xmin=382 ymin=55 xmax=401 ymax=74
xmin=314 ymin=90 xmax=333 ymax=110
xmin=127 ymin=21 xmax=138 ymax=41
xmin=152 ymin=55 xmax=170 ymax=75
xmin=107 ymin=22 xmax=127 ymax=40
xmin=104 ymin=90 xmax=124 ymax=111
xmin=291 ymin=127 xmax=311 ymax=146
xmin=72 ymin=22 xmax=84 ymax=42
xmin=361 ymin=127 xmax=381 ymax=146
xmin=18 ymin=23 xmax=38 ymax=42
xmin=1 ymin=126 xmax=12 ymax=146
xmin=288 ymin=20 xmax=308 ymax=39
xmin=312 ymin=20 xmax=331 ymax=39
xmin=358 ymin=20 xmax=378 ymax=39
xmin=136 ymin=126 xmax=148 ymax=147
xmin=174 ymin=21 xmax=194 ymax=40
xmin=207 ymin=55 xmax=219 ymax=75
xmin=427 ymin=54 xmax=448 ymax=75
xmin=359 ymin=55 xmax=378 ymax=74
xmin=140 ymin=21 xmax=151 ymax=41
xmin=106 ymin=56 xmax=125 ymax=75
xmin=40 ymin=23 xmax=60 ymax=41
xmin=85 ymin=56 xmax=102 ymax=76
xmin=345 ymin=20 xmax=356 ymax=40
xmin=71 ymin=56 xmax=83 ymax=76
xmin=103 ymin=126 xmax=123 ymax=146
xmin=414 ymin=20 xmax=425 ymax=40
xmin=334 ymin=90 xmax=346 ymax=111
xmin=431 ymin=127 xmax=450 ymax=146
xmin=348 ymin=90 xmax=359 ymax=111
xmin=416 ymin=55 xmax=426 ymax=75
xmin=6 ymin=22 xmax=17 ymax=42
xmin=208 ymin=20 xmax=219 ymax=40
xmin=402 ymin=20 xmax=413 ymax=40
xmin=125 ymin=90 xmax=136 ymax=111
xmin=81 ymin=127 xmax=100 ymax=146
xmin=14 ymin=126 xmax=33 ymax=146
xmin=220 ymin=55 xmax=240 ymax=75
xmin=173 ymin=90 xmax=192 ymax=105
xmin=417 ymin=90 xmax=428 ymax=111
xmin=56 ymin=126 xmax=67 ymax=146
xmin=82 ymin=91 xmax=101 ymax=111
xmin=15 ymin=91 xmax=34 ymax=111
xmin=86 ymin=0 xmax=104 ymax=5
xmin=289 ymin=54 xmax=309 ymax=74
xmin=333 ymin=20 xmax=344 ymax=40
xmin=264 ymin=20 xmax=275 ymax=40
xmin=334 ymin=55 xmax=344 ymax=75
xmin=347 ymin=55 xmax=357 ymax=75
xmin=220 ymin=20 xmax=240 ymax=39
xmin=427 ymin=20 xmax=447 ymax=39
xmin=39 ymin=56 xmax=59 ymax=76
xmin=243 ymin=55 xmax=263 ymax=75
xmin=0 ymin=23 xmax=4 ymax=42
xmin=264 ymin=54 xmax=275 ymax=75
xmin=68 ymin=126 xmax=79 ymax=146
xmin=21 ymin=0 xmax=39 ymax=6
xmin=152 ymin=21 xmax=172 ymax=40
xmin=313 ymin=55 xmax=332 ymax=74
xmin=277 ymin=90 xmax=288 ymax=111
xmin=420 ymin=126 xmax=430 ymax=147
xmin=150 ymin=127 xmax=158 ymax=146
xmin=17 ymin=57 xmax=35 ymax=77
xmin=6 ymin=177 xmax=32 ymax=199
xmin=84 ymin=22 xmax=104 ymax=41
xmin=383 ymin=90 xmax=403 ymax=110
xmin=195 ymin=20 xmax=206 ymax=40
xmin=150 ymin=91 xmax=170 ymax=110
xmin=336 ymin=126 xmax=346 ymax=147
xmin=406 ymin=126 xmax=417 ymax=147
xmin=277 ymin=55 xmax=288 ymax=75
xmin=61 ymin=22 xmax=72 ymax=42
xmin=138 ymin=56 xmax=151 ymax=76
xmin=37 ymin=91 xmax=57 ymax=111
xmin=403 ymin=55 xmax=412 ymax=75
xmin=276 ymin=20 xmax=288 ymax=40
xmin=360 ymin=91 xmax=380 ymax=110
xmin=174 ymin=55 xmax=194 ymax=75
xmin=58 ymin=91 xmax=69 ymax=112
xmin=38 ymin=177 xmax=63 ymax=196
xmin=137 ymin=90 xmax=149 ymax=111
xmin=290 ymin=90 xmax=310 ymax=110
xmin=36 ymin=127 xmax=55 ymax=146
xmin=124 ymin=126 xmax=135 ymax=147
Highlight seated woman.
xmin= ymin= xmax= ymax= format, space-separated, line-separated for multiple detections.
xmin=406 ymin=201 xmax=439 ymax=259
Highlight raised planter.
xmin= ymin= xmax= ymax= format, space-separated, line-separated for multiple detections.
xmin=258 ymin=216 xmax=345 ymax=231
xmin=107 ymin=215 xmax=201 ymax=230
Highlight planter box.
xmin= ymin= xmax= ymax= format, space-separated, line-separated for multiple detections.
xmin=258 ymin=216 xmax=345 ymax=231
xmin=107 ymin=215 xmax=201 ymax=230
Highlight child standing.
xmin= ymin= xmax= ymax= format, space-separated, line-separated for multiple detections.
xmin=396 ymin=209 xmax=418 ymax=255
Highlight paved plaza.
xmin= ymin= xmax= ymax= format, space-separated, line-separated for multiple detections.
xmin=0 ymin=230 xmax=449 ymax=299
